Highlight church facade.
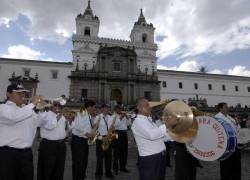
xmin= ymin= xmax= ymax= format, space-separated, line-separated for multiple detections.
xmin=69 ymin=1 xmax=160 ymax=105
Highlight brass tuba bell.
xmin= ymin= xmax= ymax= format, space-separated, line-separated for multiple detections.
xmin=162 ymin=100 xmax=198 ymax=143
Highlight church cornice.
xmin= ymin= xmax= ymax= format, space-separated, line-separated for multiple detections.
xmin=72 ymin=35 xmax=157 ymax=51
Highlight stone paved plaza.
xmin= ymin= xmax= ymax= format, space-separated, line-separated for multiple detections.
xmin=33 ymin=131 xmax=250 ymax=180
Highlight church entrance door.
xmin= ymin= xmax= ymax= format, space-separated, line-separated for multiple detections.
xmin=110 ymin=89 xmax=122 ymax=104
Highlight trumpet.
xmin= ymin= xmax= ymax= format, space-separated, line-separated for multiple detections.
xmin=26 ymin=96 xmax=67 ymax=110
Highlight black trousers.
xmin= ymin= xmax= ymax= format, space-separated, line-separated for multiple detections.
xmin=174 ymin=142 xmax=197 ymax=180
xmin=71 ymin=135 xmax=89 ymax=180
xmin=220 ymin=147 xmax=241 ymax=180
xmin=95 ymin=139 xmax=112 ymax=176
xmin=138 ymin=151 xmax=166 ymax=180
xmin=164 ymin=141 xmax=171 ymax=166
xmin=113 ymin=130 xmax=128 ymax=170
xmin=0 ymin=146 xmax=33 ymax=180
xmin=37 ymin=139 xmax=66 ymax=180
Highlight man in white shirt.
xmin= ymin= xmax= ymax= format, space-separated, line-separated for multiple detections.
xmin=112 ymin=105 xmax=130 ymax=174
xmin=215 ymin=102 xmax=241 ymax=180
xmin=37 ymin=100 xmax=69 ymax=180
xmin=95 ymin=104 xmax=115 ymax=179
xmin=71 ymin=100 xmax=96 ymax=180
xmin=0 ymin=84 xmax=48 ymax=180
xmin=131 ymin=98 xmax=170 ymax=180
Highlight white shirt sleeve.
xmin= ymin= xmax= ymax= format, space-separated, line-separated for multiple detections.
xmin=38 ymin=111 xmax=58 ymax=130
xmin=0 ymin=103 xmax=35 ymax=125
xmin=133 ymin=118 xmax=166 ymax=140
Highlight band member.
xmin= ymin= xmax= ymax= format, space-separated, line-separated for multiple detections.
xmin=71 ymin=100 xmax=96 ymax=180
xmin=95 ymin=104 xmax=115 ymax=179
xmin=155 ymin=115 xmax=172 ymax=167
xmin=0 ymin=84 xmax=52 ymax=180
xmin=174 ymin=142 xmax=200 ymax=180
xmin=131 ymin=98 xmax=171 ymax=180
xmin=37 ymin=100 xmax=70 ymax=180
xmin=215 ymin=102 xmax=241 ymax=180
xmin=112 ymin=105 xmax=130 ymax=174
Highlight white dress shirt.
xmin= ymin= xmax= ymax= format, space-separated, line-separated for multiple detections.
xmin=115 ymin=115 xmax=130 ymax=131
xmin=95 ymin=113 xmax=113 ymax=138
xmin=0 ymin=101 xmax=54 ymax=148
xmin=155 ymin=119 xmax=172 ymax=142
xmin=132 ymin=114 xmax=168 ymax=156
xmin=72 ymin=111 xmax=93 ymax=138
xmin=40 ymin=111 xmax=67 ymax=140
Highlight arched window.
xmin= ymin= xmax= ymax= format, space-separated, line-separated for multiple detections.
xmin=84 ymin=27 xmax=90 ymax=36
xmin=142 ymin=33 xmax=147 ymax=43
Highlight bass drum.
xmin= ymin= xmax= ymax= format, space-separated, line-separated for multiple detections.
xmin=186 ymin=116 xmax=237 ymax=161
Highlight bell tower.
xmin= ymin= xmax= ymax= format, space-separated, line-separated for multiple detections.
xmin=75 ymin=0 xmax=100 ymax=37
xmin=130 ymin=8 xmax=155 ymax=44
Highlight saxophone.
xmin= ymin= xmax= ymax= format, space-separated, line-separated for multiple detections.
xmin=88 ymin=114 xmax=102 ymax=145
xmin=101 ymin=114 xmax=118 ymax=151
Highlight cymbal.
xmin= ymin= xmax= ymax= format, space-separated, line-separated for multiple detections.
xmin=167 ymin=118 xmax=198 ymax=143
xmin=163 ymin=100 xmax=194 ymax=134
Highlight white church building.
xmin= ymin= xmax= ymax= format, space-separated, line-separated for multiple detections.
xmin=1 ymin=1 xmax=250 ymax=107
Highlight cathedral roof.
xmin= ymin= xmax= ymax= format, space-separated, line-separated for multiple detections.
xmin=78 ymin=0 xmax=99 ymax=21
xmin=136 ymin=8 xmax=147 ymax=25
xmin=134 ymin=8 xmax=154 ymax=28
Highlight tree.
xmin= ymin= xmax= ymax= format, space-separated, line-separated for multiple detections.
xmin=198 ymin=66 xmax=208 ymax=73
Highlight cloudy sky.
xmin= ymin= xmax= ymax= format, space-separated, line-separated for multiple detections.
xmin=0 ymin=0 xmax=250 ymax=76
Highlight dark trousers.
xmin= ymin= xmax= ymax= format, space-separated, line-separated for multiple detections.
xmin=0 ymin=146 xmax=33 ymax=180
xmin=113 ymin=130 xmax=128 ymax=170
xmin=164 ymin=141 xmax=171 ymax=166
xmin=220 ymin=148 xmax=241 ymax=180
xmin=174 ymin=142 xmax=197 ymax=180
xmin=95 ymin=139 xmax=112 ymax=176
xmin=138 ymin=151 xmax=166 ymax=180
xmin=71 ymin=135 xmax=89 ymax=180
xmin=37 ymin=139 xmax=66 ymax=180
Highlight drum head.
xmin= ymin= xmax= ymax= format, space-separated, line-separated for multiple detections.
xmin=186 ymin=116 xmax=229 ymax=161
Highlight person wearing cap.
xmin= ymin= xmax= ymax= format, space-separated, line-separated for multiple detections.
xmin=215 ymin=102 xmax=241 ymax=180
xmin=95 ymin=104 xmax=115 ymax=179
xmin=112 ymin=105 xmax=130 ymax=174
xmin=131 ymin=98 xmax=172 ymax=180
xmin=71 ymin=99 xmax=96 ymax=180
xmin=0 ymin=83 xmax=57 ymax=180
xmin=37 ymin=100 xmax=71 ymax=180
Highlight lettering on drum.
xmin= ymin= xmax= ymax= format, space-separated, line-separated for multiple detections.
xmin=186 ymin=116 xmax=228 ymax=161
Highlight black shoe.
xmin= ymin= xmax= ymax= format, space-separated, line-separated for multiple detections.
xmin=106 ymin=174 xmax=115 ymax=179
xmin=113 ymin=169 xmax=118 ymax=175
xmin=95 ymin=174 xmax=102 ymax=180
xmin=120 ymin=168 xmax=130 ymax=173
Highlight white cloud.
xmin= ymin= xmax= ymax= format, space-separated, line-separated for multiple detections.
xmin=209 ymin=69 xmax=224 ymax=74
xmin=2 ymin=45 xmax=43 ymax=59
xmin=228 ymin=65 xmax=250 ymax=77
xmin=158 ymin=60 xmax=200 ymax=72
xmin=0 ymin=0 xmax=249 ymax=59
xmin=0 ymin=17 xmax=10 ymax=28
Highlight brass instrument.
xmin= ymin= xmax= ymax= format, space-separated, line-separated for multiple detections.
xmin=191 ymin=107 xmax=214 ymax=117
xmin=27 ymin=96 xmax=67 ymax=110
xmin=62 ymin=107 xmax=77 ymax=121
xmin=162 ymin=100 xmax=198 ymax=143
xmin=88 ymin=114 xmax=102 ymax=145
xmin=101 ymin=114 xmax=118 ymax=151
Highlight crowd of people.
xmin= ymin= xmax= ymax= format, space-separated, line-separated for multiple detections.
xmin=0 ymin=83 xmax=249 ymax=180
